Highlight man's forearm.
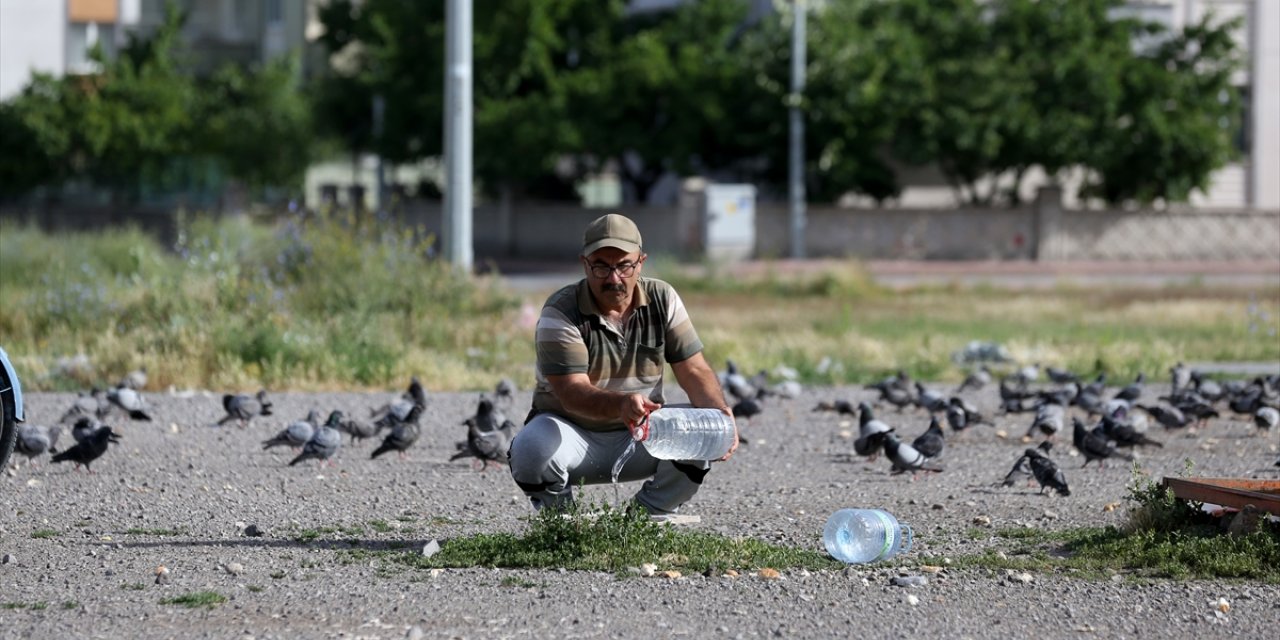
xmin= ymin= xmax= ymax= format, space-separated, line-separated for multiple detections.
xmin=673 ymin=354 xmax=731 ymax=412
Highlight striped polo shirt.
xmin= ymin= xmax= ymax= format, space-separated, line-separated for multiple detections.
xmin=532 ymin=277 xmax=704 ymax=431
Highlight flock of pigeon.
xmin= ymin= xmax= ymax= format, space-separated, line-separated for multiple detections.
xmin=10 ymin=360 xmax=1280 ymax=487
xmin=811 ymin=362 xmax=1280 ymax=496
xmin=10 ymin=369 xmax=525 ymax=473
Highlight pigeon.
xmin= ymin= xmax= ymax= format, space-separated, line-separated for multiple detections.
xmin=371 ymin=422 xmax=421 ymax=460
xmin=494 ymin=377 xmax=518 ymax=408
xmin=873 ymin=382 xmax=915 ymax=412
xmin=732 ymin=389 xmax=765 ymax=423
xmin=51 ymin=426 xmax=121 ymax=472
xmin=882 ymin=433 xmax=943 ymax=477
xmin=999 ymin=375 xmax=1034 ymax=401
xmin=1081 ymin=373 xmax=1108 ymax=398
xmin=15 ymin=424 xmax=61 ymax=463
xmin=71 ymin=416 xmax=106 ymax=443
xmin=1001 ymin=453 xmax=1033 ymax=488
xmin=289 ymin=412 xmax=343 ymax=467
xmin=1256 ymin=407 xmax=1279 ymax=433
xmin=1136 ymin=403 xmax=1191 ymax=430
xmin=853 ymin=402 xmax=894 ymax=460
xmin=450 ymin=396 xmax=519 ymax=470
xmin=120 ymin=367 xmax=148 ymax=390
xmin=1046 ymin=366 xmax=1079 ymax=385
xmin=914 ymin=382 xmax=948 ymax=413
xmin=1099 ymin=414 xmax=1163 ymax=448
xmin=1025 ymin=446 xmax=1070 ymax=496
xmin=106 ymin=385 xmax=152 ymax=421
xmin=720 ymin=359 xmax=756 ymax=402
xmin=262 ymin=411 xmax=318 ymax=450
xmin=955 ymin=366 xmax=991 ymax=393
xmin=1026 ymin=398 xmax=1066 ymax=439
xmin=1072 ymin=387 xmax=1105 ymax=417
xmin=1038 ymin=383 xmax=1079 ymax=407
xmin=59 ymin=389 xmax=110 ymax=423
xmin=1114 ymin=372 xmax=1146 ymax=403
xmin=217 ymin=390 xmax=273 ymax=428
xmin=335 ymin=412 xmax=378 ymax=443
xmin=1169 ymin=362 xmax=1191 ymax=394
xmin=1072 ymin=418 xmax=1134 ymax=469
xmin=945 ymin=396 xmax=988 ymax=432
xmin=1191 ymin=372 xmax=1225 ymax=402
xmin=911 ymin=416 xmax=945 ymax=459
xmin=371 ymin=377 xmax=428 ymax=430
xmin=812 ymin=399 xmax=856 ymax=415
xmin=771 ymin=379 xmax=803 ymax=399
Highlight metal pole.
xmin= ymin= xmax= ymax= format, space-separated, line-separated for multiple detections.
xmin=788 ymin=1 xmax=807 ymax=260
xmin=444 ymin=0 xmax=473 ymax=271
xmin=372 ymin=94 xmax=386 ymax=214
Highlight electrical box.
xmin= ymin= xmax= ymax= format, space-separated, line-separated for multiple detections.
xmin=703 ymin=184 xmax=756 ymax=261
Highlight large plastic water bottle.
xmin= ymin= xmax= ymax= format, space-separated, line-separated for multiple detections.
xmin=637 ymin=407 xmax=735 ymax=461
xmin=823 ymin=508 xmax=913 ymax=564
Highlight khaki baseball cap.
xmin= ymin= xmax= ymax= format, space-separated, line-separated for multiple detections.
xmin=581 ymin=213 xmax=643 ymax=256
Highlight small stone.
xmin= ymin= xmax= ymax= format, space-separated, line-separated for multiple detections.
xmin=154 ymin=565 xmax=170 ymax=585
xmin=421 ymin=540 xmax=441 ymax=558
xmin=224 ymin=562 xmax=245 ymax=576
xmin=1008 ymin=572 xmax=1033 ymax=584
xmin=429 ymin=568 xmax=443 ymax=579
xmin=890 ymin=576 xmax=927 ymax=588
xmin=406 ymin=626 xmax=425 ymax=640
xmin=931 ymin=503 xmax=945 ymax=511
xmin=994 ymin=430 xmax=1008 ymax=439
xmin=1 ymin=554 xmax=13 ymax=565
xmin=919 ymin=565 xmax=943 ymax=574
xmin=1042 ymin=510 xmax=1059 ymax=520
xmin=906 ymin=594 xmax=920 ymax=606
xmin=659 ymin=570 xmax=682 ymax=579
xmin=1110 ymin=574 xmax=1123 ymax=583
xmin=1103 ymin=502 xmax=1121 ymax=513
xmin=724 ymin=569 xmax=739 ymax=578
xmin=242 ymin=524 xmax=264 ymax=538
xmin=942 ymin=557 xmax=952 ymax=566
xmin=973 ymin=515 xmax=992 ymax=527
xmin=758 ymin=568 xmax=781 ymax=580
xmin=1212 ymin=597 xmax=1230 ymax=613
xmin=639 ymin=563 xmax=657 ymax=577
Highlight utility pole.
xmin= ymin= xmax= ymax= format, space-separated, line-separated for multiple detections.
xmin=444 ymin=0 xmax=473 ymax=271
xmin=788 ymin=1 xmax=807 ymax=260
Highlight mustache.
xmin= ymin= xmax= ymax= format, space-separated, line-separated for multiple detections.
xmin=602 ymin=283 xmax=626 ymax=293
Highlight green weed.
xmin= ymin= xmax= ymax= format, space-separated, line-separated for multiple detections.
xmin=159 ymin=591 xmax=227 ymax=609
xmin=30 ymin=529 xmax=59 ymax=539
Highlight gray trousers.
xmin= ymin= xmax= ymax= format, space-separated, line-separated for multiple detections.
xmin=508 ymin=412 xmax=712 ymax=515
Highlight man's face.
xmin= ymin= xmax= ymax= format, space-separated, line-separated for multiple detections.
xmin=582 ymin=247 xmax=645 ymax=307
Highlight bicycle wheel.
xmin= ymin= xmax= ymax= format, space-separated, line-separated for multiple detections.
xmin=0 ymin=349 xmax=21 ymax=469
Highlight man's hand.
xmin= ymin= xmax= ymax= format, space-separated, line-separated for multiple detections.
xmin=622 ymin=394 xmax=661 ymax=438
xmin=716 ymin=406 xmax=739 ymax=462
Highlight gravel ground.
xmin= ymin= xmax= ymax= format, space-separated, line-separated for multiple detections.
xmin=3 ymin=383 xmax=1279 ymax=639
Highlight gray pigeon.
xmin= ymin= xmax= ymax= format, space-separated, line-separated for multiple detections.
xmin=914 ymin=383 xmax=948 ymax=414
xmin=289 ymin=412 xmax=342 ymax=467
xmin=217 ymin=390 xmax=273 ymax=428
xmin=1256 ymin=407 xmax=1279 ymax=433
xmin=15 ymin=424 xmax=62 ymax=463
xmin=371 ymin=377 xmax=427 ymax=431
xmin=945 ymin=396 xmax=988 ymax=432
xmin=1025 ymin=446 xmax=1070 ymax=496
xmin=1046 ymin=366 xmax=1079 ymax=384
xmin=335 ymin=412 xmax=378 ymax=444
xmin=1099 ymin=414 xmax=1163 ymax=448
xmin=1001 ymin=453 xmax=1033 ymax=488
xmin=262 ymin=410 xmax=318 ymax=450
xmin=853 ymin=402 xmax=893 ymax=459
xmin=107 ymin=385 xmax=152 ymax=421
xmin=451 ymin=396 xmax=518 ymax=470
xmin=371 ymin=404 xmax=424 ymax=460
xmin=59 ymin=388 xmax=110 ymax=424
xmin=1114 ymin=372 xmax=1146 ymax=403
xmin=911 ymin=416 xmax=945 ymax=459
xmin=1026 ymin=399 xmax=1065 ymax=439
xmin=955 ymin=366 xmax=991 ymax=394
xmin=882 ymin=432 xmax=943 ymax=477
xmin=120 ymin=367 xmax=148 ymax=390
xmin=1136 ymin=403 xmax=1191 ymax=430
xmin=720 ymin=359 xmax=756 ymax=403
xmin=1169 ymin=362 xmax=1191 ymax=394
xmin=1072 ymin=418 xmax=1134 ymax=469
xmin=494 ymin=377 xmax=518 ymax=408
xmin=71 ymin=416 xmax=106 ymax=443
xmin=771 ymin=380 xmax=803 ymax=399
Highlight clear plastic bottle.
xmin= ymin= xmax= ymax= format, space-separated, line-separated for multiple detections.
xmin=823 ymin=508 xmax=913 ymax=564
xmin=638 ymin=407 xmax=735 ymax=461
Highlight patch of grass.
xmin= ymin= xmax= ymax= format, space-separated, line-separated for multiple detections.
xmin=121 ymin=583 xmax=146 ymax=591
xmin=247 ymin=585 xmax=264 ymax=593
xmin=30 ymin=529 xmax=59 ymax=539
xmin=294 ymin=529 xmax=321 ymax=543
xmin=61 ymin=601 xmax=78 ymax=610
xmin=393 ymin=502 xmax=840 ymax=574
xmin=124 ymin=527 xmax=183 ymax=536
xmin=368 ymin=520 xmax=394 ymax=533
xmin=500 ymin=575 xmax=543 ymax=589
xmin=269 ymin=571 xmax=286 ymax=580
xmin=931 ymin=466 xmax=1280 ymax=581
xmin=159 ymin=591 xmax=227 ymax=609
xmin=1 ymin=602 xmax=48 ymax=610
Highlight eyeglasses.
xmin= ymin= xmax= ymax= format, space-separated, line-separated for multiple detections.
xmin=587 ymin=260 xmax=640 ymax=279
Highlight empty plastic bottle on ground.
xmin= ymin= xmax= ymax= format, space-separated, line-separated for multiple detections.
xmin=823 ymin=508 xmax=914 ymax=564
xmin=639 ymin=408 xmax=735 ymax=460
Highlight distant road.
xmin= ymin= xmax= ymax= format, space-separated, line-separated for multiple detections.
xmin=492 ymin=258 xmax=1280 ymax=293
